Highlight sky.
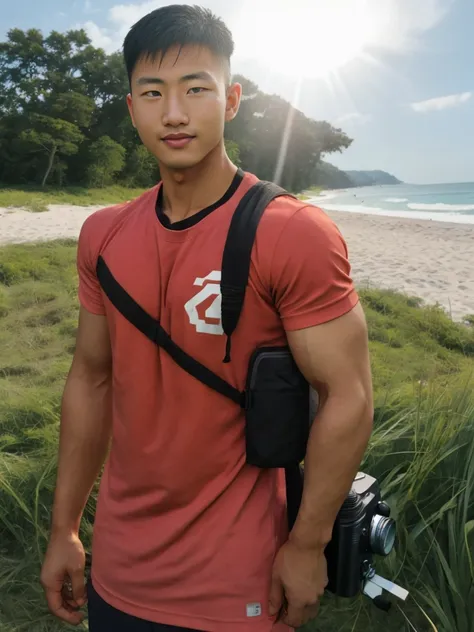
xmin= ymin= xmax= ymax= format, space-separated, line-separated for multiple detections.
xmin=1 ymin=0 xmax=473 ymax=185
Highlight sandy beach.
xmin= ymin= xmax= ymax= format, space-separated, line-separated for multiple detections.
xmin=1 ymin=202 xmax=474 ymax=322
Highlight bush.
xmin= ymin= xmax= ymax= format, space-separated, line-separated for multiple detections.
xmin=123 ymin=145 xmax=159 ymax=188
xmin=85 ymin=136 xmax=126 ymax=188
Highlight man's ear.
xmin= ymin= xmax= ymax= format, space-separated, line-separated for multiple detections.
xmin=225 ymin=82 xmax=242 ymax=123
xmin=126 ymin=93 xmax=137 ymax=128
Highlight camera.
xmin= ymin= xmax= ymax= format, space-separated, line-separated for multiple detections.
xmin=324 ymin=472 xmax=408 ymax=610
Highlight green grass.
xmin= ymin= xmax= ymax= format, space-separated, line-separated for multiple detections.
xmin=297 ymin=187 xmax=324 ymax=200
xmin=0 ymin=240 xmax=473 ymax=631
xmin=0 ymin=185 xmax=148 ymax=213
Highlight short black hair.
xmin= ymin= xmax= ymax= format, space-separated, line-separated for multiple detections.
xmin=123 ymin=4 xmax=234 ymax=85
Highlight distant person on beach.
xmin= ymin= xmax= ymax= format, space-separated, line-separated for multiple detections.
xmin=40 ymin=5 xmax=373 ymax=631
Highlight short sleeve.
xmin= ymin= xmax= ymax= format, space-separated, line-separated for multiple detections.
xmin=77 ymin=215 xmax=106 ymax=315
xmin=269 ymin=205 xmax=359 ymax=331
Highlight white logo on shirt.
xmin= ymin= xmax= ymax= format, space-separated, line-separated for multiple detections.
xmin=246 ymin=603 xmax=262 ymax=618
xmin=184 ymin=271 xmax=223 ymax=335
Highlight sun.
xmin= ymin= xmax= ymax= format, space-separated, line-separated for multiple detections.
xmin=233 ymin=0 xmax=382 ymax=79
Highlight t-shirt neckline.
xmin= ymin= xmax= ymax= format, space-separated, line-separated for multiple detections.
xmin=155 ymin=168 xmax=245 ymax=231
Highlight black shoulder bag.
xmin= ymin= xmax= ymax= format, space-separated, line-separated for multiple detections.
xmin=96 ymin=181 xmax=315 ymax=530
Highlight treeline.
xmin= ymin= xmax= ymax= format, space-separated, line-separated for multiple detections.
xmin=0 ymin=28 xmax=352 ymax=193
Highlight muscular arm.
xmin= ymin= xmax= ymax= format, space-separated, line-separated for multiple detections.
xmin=287 ymin=302 xmax=374 ymax=549
xmin=51 ymin=306 xmax=113 ymax=535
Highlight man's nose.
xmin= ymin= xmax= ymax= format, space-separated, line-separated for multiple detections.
xmin=162 ymin=94 xmax=189 ymax=127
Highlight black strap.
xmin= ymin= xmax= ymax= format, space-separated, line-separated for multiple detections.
xmin=286 ymin=463 xmax=305 ymax=531
xmin=221 ymin=181 xmax=291 ymax=362
xmin=96 ymin=256 xmax=245 ymax=408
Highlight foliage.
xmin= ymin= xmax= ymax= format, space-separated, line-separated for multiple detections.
xmin=225 ymin=75 xmax=352 ymax=192
xmin=224 ymin=139 xmax=241 ymax=166
xmin=18 ymin=115 xmax=84 ymax=187
xmin=0 ymin=28 xmax=352 ymax=192
xmin=123 ymin=146 xmax=159 ymax=188
xmin=312 ymin=161 xmax=354 ymax=189
xmin=0 ymin=240 xmax=473 ymax=630
xmin=85 ymin=136 xmax=126 ymax=188
xmin=346 ymin=170 xmax=401 ymax=187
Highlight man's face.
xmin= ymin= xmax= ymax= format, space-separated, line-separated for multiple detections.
xmin=127 ymin=45 xmax=241 ymax=170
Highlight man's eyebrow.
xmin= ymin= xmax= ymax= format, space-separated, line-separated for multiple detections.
xmin=136 ymin=71 xmax=214 ymax=86
xmin=180 ymin=71 xmax=214 ymax=82
xmin=136 ymin=76 xmax=165 ymax=86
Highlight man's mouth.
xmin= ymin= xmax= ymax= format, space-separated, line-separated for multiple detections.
xmin=162 ymin=134 xmax=195 ymax=149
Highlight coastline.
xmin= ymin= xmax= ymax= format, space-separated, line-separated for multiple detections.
xmin=1 ymin=202 xmax=474 ymax=322
xmin=310 ymin=191 xmax=474 ymax=225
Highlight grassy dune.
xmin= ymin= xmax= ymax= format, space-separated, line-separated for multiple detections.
xmin=0 ymin=186 xmax=147 ymax=213
xmin=0 ymin=240 xmax=473 ymax=631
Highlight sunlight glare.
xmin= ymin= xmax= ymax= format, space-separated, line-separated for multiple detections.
xmin=233 ymin=0 xmax=385 ymax=79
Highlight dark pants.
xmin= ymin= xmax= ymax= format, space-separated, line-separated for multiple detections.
xmin=86 ymin=576 xmax=201 ymax=632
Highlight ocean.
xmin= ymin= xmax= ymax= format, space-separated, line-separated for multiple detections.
xmin=314 ymin=181 xmax=474 ymax=225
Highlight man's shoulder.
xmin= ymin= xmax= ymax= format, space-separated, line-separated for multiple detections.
xmin=79 ymin=186 xmax=159 ymax=245
xmin=258 ymin=193 xmax=341 ymax=247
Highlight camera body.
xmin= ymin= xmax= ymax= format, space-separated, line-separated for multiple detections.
xmin=324 ymin=472 xmax=408 ymax=608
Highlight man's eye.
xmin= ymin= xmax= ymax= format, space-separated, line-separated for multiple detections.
xmin=144 ymin=90 xmax=161 ymax=97
xmin=188 ymin=87 xmax=207 ymax=94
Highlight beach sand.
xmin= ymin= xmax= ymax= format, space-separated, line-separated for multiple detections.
xmin=326 ymin=209 xmax=474 ymax=322
xmin=1 ymin=203 xmax=474 ymax=321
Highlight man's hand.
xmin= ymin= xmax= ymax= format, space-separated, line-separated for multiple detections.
xmin=268 ymin=539 xmax=328 ymax=629
xmin=40 ymin=530 xmax=87 ymax=626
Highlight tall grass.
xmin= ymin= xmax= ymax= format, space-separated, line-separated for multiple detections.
xmin=0 ymin=239 xmax=473 ymax=631
xmin=0 ymin=185 xmax=147 ymax=213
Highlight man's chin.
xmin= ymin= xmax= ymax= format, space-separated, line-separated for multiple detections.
xmin=159 ymin=157 xmax=203 ymax=171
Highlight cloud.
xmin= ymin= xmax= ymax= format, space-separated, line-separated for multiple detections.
xmin=82 ymin=21 xmax=114 ymax=51
xmin=411 ymin=92 xmax=472 ymax=113
xmin=335 ymin=112 xmax=371 ymax=125
xmin=81 ymin=0 xmax=453 ymax=57
xmin=374 ymin=0 xmax=454 ymax=52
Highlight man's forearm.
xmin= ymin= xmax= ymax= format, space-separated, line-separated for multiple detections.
xmin=51 ymin=370 xmax=112 ymax=535
xmin=290 ymin=390 xmax=373 ymax=549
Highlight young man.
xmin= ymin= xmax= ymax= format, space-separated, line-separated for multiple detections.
xmin=40 ymin=5 xmax=373 ymax=632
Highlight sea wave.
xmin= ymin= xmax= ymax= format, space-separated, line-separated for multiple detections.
xmin=385 ymin=198 xmax=408 ymax=203
xmin=320 ymin=203 xmax=474 ymax=224
xmin=408 ymin=203 xmax=474 ymax=212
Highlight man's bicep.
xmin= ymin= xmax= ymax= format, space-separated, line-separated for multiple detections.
xmin=71 ymin=306 xmax=112 ymax=379
xmin=286 ymin=303 xmax=372 ymax=400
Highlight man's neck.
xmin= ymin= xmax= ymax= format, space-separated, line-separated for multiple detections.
xmin=159 ymin=144 xmax=239 ymax=223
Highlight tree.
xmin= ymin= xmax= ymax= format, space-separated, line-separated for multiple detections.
xmin=50 ymin=92 xmax=95 ymax=128
xmin=226 ymin=76 xmax=352 ymax=192
xmin=224 ymin=140 xmax=241 ymax=166
xmin=18 ymin=114 xmax=84 ymax=187
xmin=123 ymin=146 xmax=159 ymax=188
xmin=86 ymin=136 xmax=126 ymax=188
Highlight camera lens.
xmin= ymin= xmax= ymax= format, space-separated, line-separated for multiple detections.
xmin=370 ymin=515 xmax=396 ymax=556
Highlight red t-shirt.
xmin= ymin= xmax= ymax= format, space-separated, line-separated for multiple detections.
xmin=77 ymin=170 xmax=359 ymax=631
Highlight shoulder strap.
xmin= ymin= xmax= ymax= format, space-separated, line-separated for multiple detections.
xmin=221 ymin=180 xmax=291 ymax=362
xmin=95 ymin=180 xmax=290 ymax=405
xmin=96 ymin=256 xmax=245 ymax=408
